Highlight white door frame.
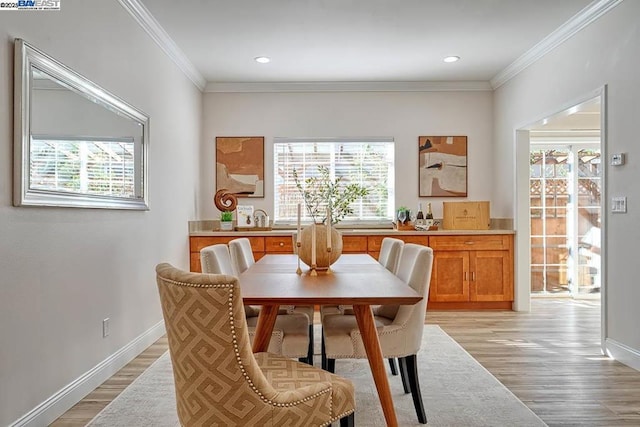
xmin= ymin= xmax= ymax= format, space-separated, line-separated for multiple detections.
xmin=513 ymin=86 xmax=607 ymax=354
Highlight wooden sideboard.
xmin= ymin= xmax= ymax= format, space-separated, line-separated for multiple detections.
xmin=189 ymin=230 xmax=514 ymax=310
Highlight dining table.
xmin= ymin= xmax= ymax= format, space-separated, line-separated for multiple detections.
xmin=239 ymin=253 xmax=422 ymax=427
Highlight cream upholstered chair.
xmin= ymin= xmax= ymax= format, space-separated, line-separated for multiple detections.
xmin=320 ymin=237 xmax=405 ymax=371
xmin=229 ymin=237 xmax=255 ymax=273
xmin=321 ymin=243 xmax=434 ymax=424
xmin=230 ymin=237 xmax=317 ymax=364
xmin=201 ymin=244 xmax=312 ymax=363
xmin=322 ymin=237 xmax=405 ymax=317
xmin=156 ymin=263 xmax=355 ymax=427
xmin=377 ymin=237 xmax=405 ymax=274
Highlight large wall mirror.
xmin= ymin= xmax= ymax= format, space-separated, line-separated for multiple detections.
xmin=14 ymin=39 xmax=149 ymax=210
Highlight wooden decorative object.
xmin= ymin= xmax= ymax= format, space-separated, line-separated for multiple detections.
xmin=442 ymin=201 xmax=490 ymax=230
xmin=394 ymin=222 xmax=415 ymax=231
xmin=298 ymin=224 xmax=343 ymax=272
xmin=214 ymin=189 xmax=237 ymax=212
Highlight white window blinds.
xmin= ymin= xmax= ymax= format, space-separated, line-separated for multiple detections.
xmin=30 ymin=136 xmax=136 ymax=198
xmin=273 ymin=138 xmax=395 ymax=223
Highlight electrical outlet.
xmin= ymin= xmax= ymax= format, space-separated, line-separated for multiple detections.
xmin=103 ymin=318 xmax=110 ymax=337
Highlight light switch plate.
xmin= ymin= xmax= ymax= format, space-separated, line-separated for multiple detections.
xmin=611 ymin=153 xmax=625 ymax=166
xmin=611 ymin=196 xmax=627 ymax=213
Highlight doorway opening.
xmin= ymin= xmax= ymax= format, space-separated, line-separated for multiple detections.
xmin=528 ymin=96 xmax=602 ymax=300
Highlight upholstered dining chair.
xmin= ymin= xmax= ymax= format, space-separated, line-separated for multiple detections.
xmin=228 ymin=237 xmax=255 ymax=273
xmin=156 ymin=263 xmax=355 ymax=427
xmin=230 ymin=237 xmax=316 ymax=364
xmin=377 ymin=237 xmax=405 ymax=274
xmin=320 ymin=237 xmax=405 ymax=371
xmin=201 ymin=243 xmax=313 ymax=364
xmin=321 ymin=243 xmax=434 ymax=424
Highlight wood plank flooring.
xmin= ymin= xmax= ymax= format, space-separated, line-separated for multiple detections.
xmin=52 ymin=299 xmax=640 ymax=426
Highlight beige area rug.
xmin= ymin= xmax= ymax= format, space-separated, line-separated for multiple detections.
xmin=88 ymin=325 xmax=546 ymax=426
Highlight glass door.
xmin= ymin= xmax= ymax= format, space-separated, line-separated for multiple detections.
xmin=530 ymin=145 xmax=601 ymax=297
xmin=575 ymin=148 xmax=601 ymax=295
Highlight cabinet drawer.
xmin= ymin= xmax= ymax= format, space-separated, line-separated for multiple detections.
xmin=429 ymin=235 xmax=511 ymax=251
xmin=368 ymin=235 xmax=429 ymax=251
xmin=190 ymin=236 xmax=265 ymax=252
xmin=265 ymin=236 xmax=294 ymax=253
xmin=368 ymin=235 xmax=394 ymax=252
xmin=342 ymin=236 xmax=368 ymax=253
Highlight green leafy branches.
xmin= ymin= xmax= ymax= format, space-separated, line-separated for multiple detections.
xmin=293 ymin=165 xmax=368 ymax=224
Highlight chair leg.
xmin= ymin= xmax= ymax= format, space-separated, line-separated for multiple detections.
xmin=388 ymin=357 xmax=398 ymax=375
xmin=405 ymin=354 xmax=427 ymax=424
xmin=398 ymin=356 xmax=410 ymax=394
xmin=321 ymin=332 xmax=327 ymax=370
xmin=306 ymin=324 xmax=314 ymax=365
xmin=339 ymin=412 xmax=354 ymax=427
xmin=327 ymin=358 xmax=336 ymax=373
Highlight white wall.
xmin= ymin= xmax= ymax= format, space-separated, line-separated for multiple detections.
xmin=201 ymin=90 xmax=494 ymax=220
xmin=494 ymin=1 xmax=640 ymax=366
xmin=0 ymin=1 xmax=202 ymax=425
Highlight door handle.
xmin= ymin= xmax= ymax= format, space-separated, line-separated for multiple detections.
xmin=464 ymin=271 xmax=468 ymax=281
xmin=472 ymin=272 xmax=476 ymax=281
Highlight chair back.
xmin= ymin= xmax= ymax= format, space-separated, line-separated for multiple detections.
xmin=200 ymin=244 xmax=237 ymax=275
xmin=229 ymin=238 xmax=256 ymax=274
xmin=391 ymin=243 xmax=434 ymax=354
xmin=155 ymin=263 xmax=277 ymax=425
xmin=378 ymin=237 xmax=404 ymax=273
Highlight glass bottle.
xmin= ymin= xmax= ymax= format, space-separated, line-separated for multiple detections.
xmin=426 ymin=203 xmax=434 ymax=220
xmin=416 ymin=203 xmax=424 ymax=220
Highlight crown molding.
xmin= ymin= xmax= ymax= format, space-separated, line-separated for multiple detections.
xmin=490 ymin=0 xmax=623 ymax=89
xmin=204 ymin=81 xmax=492 ymax=93
xmin=118 ymin=0 xmax=206 ymax=91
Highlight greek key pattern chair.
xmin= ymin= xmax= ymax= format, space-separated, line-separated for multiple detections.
xmin=156 ymin=263 xmax=355 ymax=427
xmin=201 ymin=243 xmax=312 ymax=362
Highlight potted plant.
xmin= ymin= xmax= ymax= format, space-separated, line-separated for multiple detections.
xmin=220 ymin=211 xmax=234 ymax=231
xmin=293 ymin=166 xmax=369 ymax=224
xmin=293 ymin=166 xmax=368 ymax=269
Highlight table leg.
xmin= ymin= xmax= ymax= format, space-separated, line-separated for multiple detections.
xmin=252 ymin=304 xmax=279 ymax=353
xmin=353 ymin=304 xmax=398 ymax=427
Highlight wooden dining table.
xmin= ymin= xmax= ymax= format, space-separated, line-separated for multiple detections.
xmin=239 ymin=253 xmax=422 ymax=427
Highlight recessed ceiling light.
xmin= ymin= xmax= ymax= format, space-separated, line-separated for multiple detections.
xmin=443 ymin=56 xmax=460 ymax=63
xmin=254 ymin=56 xmax=271 ymax=64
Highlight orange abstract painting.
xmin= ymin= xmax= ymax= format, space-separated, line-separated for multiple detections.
xmin=216 ymin=136 xmax=264 ymax=197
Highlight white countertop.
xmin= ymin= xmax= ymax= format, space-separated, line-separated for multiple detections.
xmin=190 ymin=228 xmax=515 ymax=237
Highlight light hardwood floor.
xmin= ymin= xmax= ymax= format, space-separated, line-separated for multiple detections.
xmin=52 ymin=299 xmax=640 ymax=426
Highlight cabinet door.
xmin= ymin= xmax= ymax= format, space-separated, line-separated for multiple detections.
xmin=470 ymin=250 xmax=513 ymax=302
xmin=342 ymin=236 xmax=368 ymax=253
xmin=429 ymin=251 xmax=470 ymax=302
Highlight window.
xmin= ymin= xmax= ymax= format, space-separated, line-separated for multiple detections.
xmin=30 ymin=136 xmax=136 ymax=198
xmin=274 ymin=138 xmax=394 ymax=224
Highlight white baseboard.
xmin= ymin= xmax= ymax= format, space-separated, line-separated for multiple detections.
xmin=605 ymin=337 xmax=640 ymax=372
xmin=9 ymin=320 xmax=166 ymax=427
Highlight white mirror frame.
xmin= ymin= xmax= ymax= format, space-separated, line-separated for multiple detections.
xmin=13 ymin=38 xmax=149 ymax=210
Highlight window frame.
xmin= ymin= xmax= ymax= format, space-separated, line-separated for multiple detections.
xmin=273 ymin=137 xmax=395 ymax=226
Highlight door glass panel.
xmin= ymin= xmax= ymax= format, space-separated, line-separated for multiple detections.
xmin=530 ymin=146 xmax=601 ymax=296
xmin=576 ymin=149 xmax=601 ymax=294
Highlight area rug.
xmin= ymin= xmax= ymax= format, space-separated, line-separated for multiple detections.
xmin=89 ymin=325 xmax=546 ymax=426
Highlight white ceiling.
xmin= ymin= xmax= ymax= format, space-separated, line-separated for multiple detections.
xmin=138 ymin=0 xmax=595 ymax=86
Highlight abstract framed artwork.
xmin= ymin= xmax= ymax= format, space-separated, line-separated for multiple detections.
xmin=216 ymin=136 xmax=264 ymax=198
xmin=418 ymin=136 xmax=467 ymax=197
